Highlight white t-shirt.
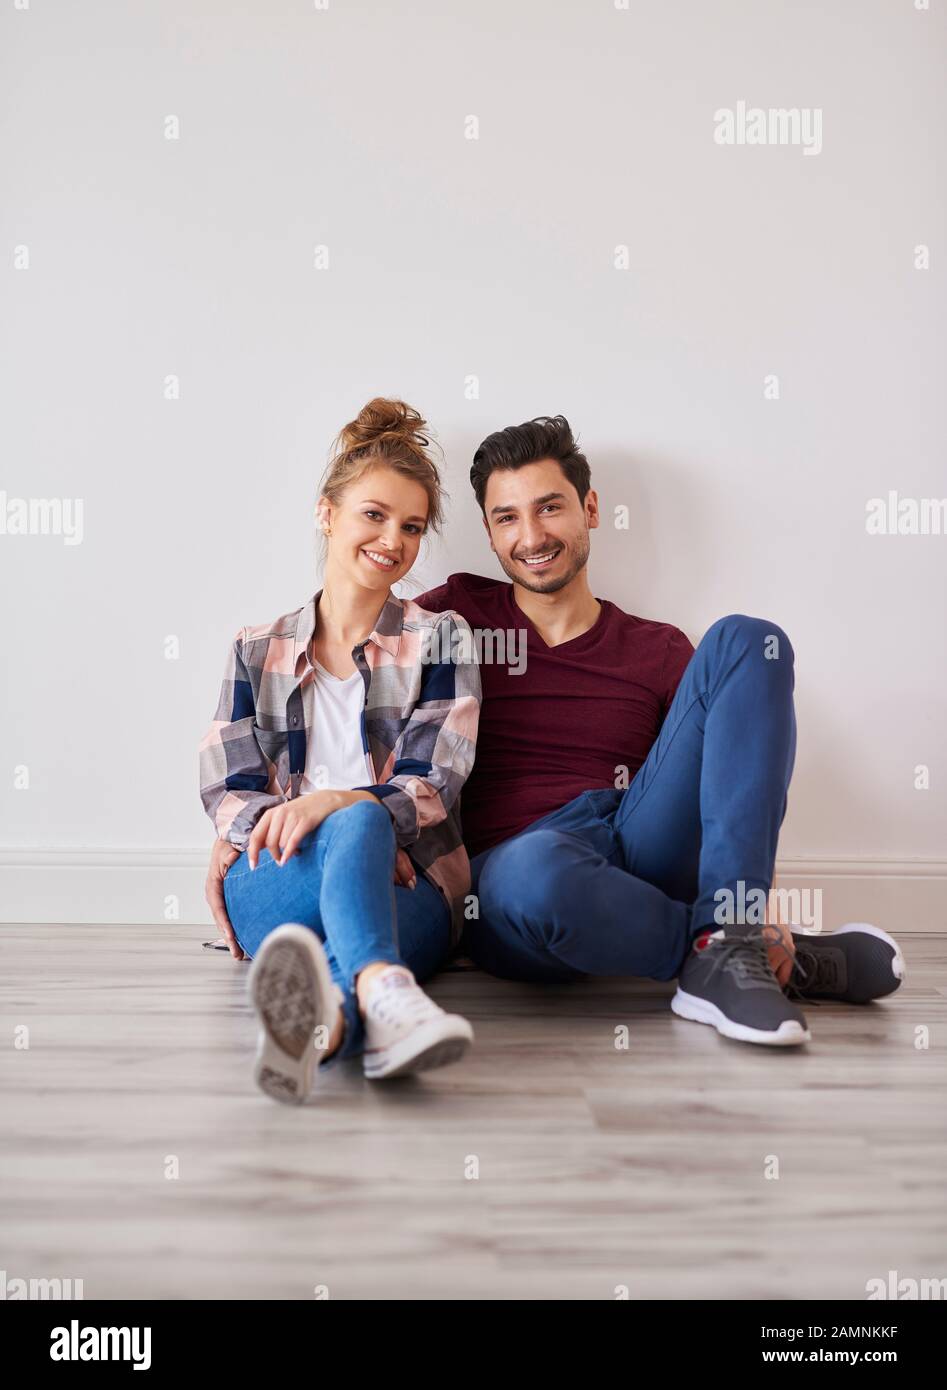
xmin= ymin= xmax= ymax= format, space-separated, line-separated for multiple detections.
xmin=299 ymin=658 xmax=370 ymax=792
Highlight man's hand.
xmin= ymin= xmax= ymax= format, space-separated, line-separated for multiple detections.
xmin=205 ymin=837 xmax=247 ymax=960
xmin=394 ymin=848 xmax=417 ymax=890
xmin=763 ymin=916 xmax=796 ymax=988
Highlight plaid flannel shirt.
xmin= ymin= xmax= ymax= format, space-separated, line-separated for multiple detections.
xmin=198 ymin=590 xmax=481 ymax=945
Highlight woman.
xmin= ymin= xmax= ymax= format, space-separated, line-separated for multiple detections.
xmin=198 ymin=399 xmax=481 ymax=1105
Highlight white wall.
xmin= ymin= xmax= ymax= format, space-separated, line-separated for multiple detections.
xmin=2 ymin=0 xmax=944 ymax=925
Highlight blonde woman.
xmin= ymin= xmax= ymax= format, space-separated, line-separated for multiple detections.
xmin=199 ymin=400 xmax=481 ymax=1104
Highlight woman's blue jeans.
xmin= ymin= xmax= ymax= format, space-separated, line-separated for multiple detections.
xmin=223 ymin=799 xmax=453 ymax=1063
xmin=465 ymin=613 xmax=797 ymax=984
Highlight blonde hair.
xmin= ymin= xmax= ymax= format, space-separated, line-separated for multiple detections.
xmin=317 ymin=399 xmax=446 ymax=554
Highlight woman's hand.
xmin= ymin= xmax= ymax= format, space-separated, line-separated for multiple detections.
xmin=247 ymin=789 xmax=393 ymax=871
xmin=204 ymin=837 xmax=248 ymax=960
xmin=247 ymin=792 xmax=341 ymax=870
xmin=247 ymin=790 xmax=416 ymax=888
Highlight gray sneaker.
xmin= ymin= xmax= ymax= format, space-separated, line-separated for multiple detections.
xmin=671 ymin=927 xmax=811 ymax=1046
xmin=788 ymin=923 xmax=905 ymax=1005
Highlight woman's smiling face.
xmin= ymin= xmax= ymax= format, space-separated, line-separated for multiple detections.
xmin=320 ymin=463 xmax=430 ymax=589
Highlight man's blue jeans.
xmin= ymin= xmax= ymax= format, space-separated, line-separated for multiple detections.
xmin=464 ymin=614 xmax=797 ymax=984
xmin=223 ymin=799 xmax=453 ymax=1062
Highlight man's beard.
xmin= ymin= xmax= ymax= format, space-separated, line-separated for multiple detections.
xmin=497 ymin=532 xmax=591 ymax=594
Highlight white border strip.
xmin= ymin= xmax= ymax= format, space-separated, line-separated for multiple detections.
xmin=0 ymin=851 xmax=944 ymax=929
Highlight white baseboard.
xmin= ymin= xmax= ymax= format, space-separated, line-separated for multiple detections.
xmin=770 ymin=858 xmax=946 ymax=934
xmin=0 ymin=850 xmax=944 ymax=932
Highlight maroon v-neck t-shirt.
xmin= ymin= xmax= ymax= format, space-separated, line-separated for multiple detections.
xmin=415 ymin=572 xmax=695 ymax=858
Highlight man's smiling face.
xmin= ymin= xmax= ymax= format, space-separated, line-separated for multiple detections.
xmin=482 ymin=458 xmax=599 ymax=594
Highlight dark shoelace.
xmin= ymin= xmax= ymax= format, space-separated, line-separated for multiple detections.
xmin=784 ymin=942 xmax=843 ymax=1004
xmin=699 ymin=927 xmax=783 ymax=988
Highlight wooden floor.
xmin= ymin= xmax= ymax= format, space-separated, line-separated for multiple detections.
xmin=1 ymin=925 xmax=945 ymax=1300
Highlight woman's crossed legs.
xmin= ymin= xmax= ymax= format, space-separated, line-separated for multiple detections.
xmin=223 ymin=800 xmax=468 ymax=1091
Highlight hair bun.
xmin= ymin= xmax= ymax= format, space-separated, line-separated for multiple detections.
xmin=321 ymin=396 xmax=445 ymax=537
xmin=341 ymin=398 xmax=430 ymax=451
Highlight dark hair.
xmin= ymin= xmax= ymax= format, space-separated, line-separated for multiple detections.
xmin=469 ymin=415 xmax=591 ymax=514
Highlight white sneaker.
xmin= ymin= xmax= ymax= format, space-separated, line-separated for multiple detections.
xmin=247 ymin=924 xmax=342 ymax=1105
xmin=361 ymin=967 xmax=473 ymax=1080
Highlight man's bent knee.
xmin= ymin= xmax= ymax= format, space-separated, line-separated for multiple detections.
xmin=477 ymin=829 xmax=576 ymax=923
xmin=703 ymin=612 xmax=794 ymax=665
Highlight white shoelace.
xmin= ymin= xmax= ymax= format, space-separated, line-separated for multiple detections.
xmin=365 ymin=971 xmax=442 ymax=1027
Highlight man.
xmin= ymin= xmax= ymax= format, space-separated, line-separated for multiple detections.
xmin=206 ymin=416 xmax=904 ymax=1047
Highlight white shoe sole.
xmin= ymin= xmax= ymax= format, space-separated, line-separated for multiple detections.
xmin=247 ymin=924 xmax=339 ymax=1105
xmin=363 ymin=1014 xmax=474 ymax=1080
xmin=670 ymin=987 xmax=811 ymax=1046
